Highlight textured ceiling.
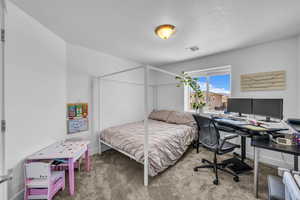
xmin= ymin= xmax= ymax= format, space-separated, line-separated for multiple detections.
xmin=11 ymin=0 xmax=300 ymax=65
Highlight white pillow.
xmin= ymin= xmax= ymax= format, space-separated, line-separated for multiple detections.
xmin=167 ymin=111 xmax=195 ymax=126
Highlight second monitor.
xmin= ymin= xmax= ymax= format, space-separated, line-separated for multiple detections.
xmin=227 ymin=98 xmax=252 ymax=117
xmin=252 ymin=98 xmax=283 ymax=122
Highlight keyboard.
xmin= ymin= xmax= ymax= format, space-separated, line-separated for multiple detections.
xmin=228 ymin=117 xmax=246 ymax=121
xmin=215 ymin=118 xmax=249 ymax=125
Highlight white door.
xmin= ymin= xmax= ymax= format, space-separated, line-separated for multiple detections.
xmin=0 ymin=1 xmax=7 ymax=199
xmin=0 ymin=40 xmax=7 ymax=199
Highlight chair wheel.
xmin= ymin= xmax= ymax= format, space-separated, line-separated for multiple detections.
xmin=233 ymin=176 xmax=239 ymax=182
xmin=194 ymin=167 xmax=198 ymax=172
xmin=213 ymin=179 xmax=219 ymax=185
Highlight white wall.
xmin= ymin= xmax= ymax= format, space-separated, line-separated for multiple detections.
xmin=298 ymin=35 xmax=300 ymax=116
xmin=157 ymin=84 xmax=184 ymax=111
xmin=158 ymin=37 xmax=299 ymax=117
xmin=157 ymin=37 xmax=300 ymax=168
xmin=66 ymin=66 xmax=92 ymax=140
xmin=5 ymin=2 xmax=67 ymax=200
xmin=66 ymin=43 xmax=154 ymax=154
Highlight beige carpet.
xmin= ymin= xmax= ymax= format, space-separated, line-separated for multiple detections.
xmin=55 ymin=147 xmax=276 ymax=200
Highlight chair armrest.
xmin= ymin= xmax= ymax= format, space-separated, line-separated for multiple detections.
xmin=223 ymin=134 xmax=239 ymax=140
xmin=220 ymin=134 xmax=239 ymax=150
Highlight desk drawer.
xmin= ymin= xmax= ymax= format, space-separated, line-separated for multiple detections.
xmin=28 ymin=188 xmax=48 ymax=195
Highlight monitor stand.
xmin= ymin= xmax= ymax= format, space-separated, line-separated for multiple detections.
xmin=260 ymin=116 xmax=279 ymax=123
xmin=238 ymin=112 xmax=246 ymax=118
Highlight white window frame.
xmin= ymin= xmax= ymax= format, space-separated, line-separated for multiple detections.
xmin=184 ymin=65 xmax=231 ymax=112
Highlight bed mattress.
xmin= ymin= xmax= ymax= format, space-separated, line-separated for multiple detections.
xmin=100 ymin=119 xmax=197 ymax=176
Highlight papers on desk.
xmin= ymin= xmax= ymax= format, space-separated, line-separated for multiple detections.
xmin=242 ymin=125 xmax=268 ymax=131
xmin=213 ymin=114 xmax=294 ymax=133
xmin=215 ymin=118 xmax=249 ymax=125
xmin=262 ymin=121 xmax=295 ymax=134
xmin=27 ymin=141 xmax=89 ymax=160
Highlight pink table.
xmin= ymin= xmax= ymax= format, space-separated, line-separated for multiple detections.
xmin=27 ymin=140 xmax=91 ymax=196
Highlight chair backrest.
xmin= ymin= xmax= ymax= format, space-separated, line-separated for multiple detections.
xmin=193 ymin=114 xmax=220 ymax=150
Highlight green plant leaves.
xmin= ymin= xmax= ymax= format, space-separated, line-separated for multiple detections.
xmin=175 ymin=71 xmax=206 ymax=111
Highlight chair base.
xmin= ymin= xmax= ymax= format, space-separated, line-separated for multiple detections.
xmin=222 ymin=157 xmax=253 ymax=174
xmin=194 ymin=158 xmax=239 ymax=185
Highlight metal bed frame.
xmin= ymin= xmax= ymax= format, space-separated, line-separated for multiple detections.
xmin=99 ymin=139 xmax=138 ymax=162
xmin=96 ymin=65 xmax=183 ymax=186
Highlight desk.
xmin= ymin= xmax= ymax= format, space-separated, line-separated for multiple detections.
xmin=214 ymin=117 xmax=288 ymax=174
xmin=212 ymin=114 xmax=297 ymax=198
xmin=251 ymin=139 xmax=300 ymax=198
xmin=27 ymin=140 xmax=91 ymax=196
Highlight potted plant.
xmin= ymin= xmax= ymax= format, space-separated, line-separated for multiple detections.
xmin=175 ymin=72 xmax=206 ymax=113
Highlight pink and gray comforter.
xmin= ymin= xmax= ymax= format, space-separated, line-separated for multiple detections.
xmin=100 ymin=119 xmax=197 ymax=176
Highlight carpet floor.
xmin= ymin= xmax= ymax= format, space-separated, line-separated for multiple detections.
xmin=55 ymin=147 xmax=276 ymax=200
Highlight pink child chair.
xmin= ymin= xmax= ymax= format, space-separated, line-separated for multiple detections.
xmin=24 ymin=161 xmax=65 ymax=200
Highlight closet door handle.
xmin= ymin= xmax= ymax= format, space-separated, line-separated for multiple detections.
xmin=0 ymin=174 xmax=12 ymax=184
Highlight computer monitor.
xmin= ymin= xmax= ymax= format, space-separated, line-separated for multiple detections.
xmin=227 ymin=98 xmax=252 ymax=117
xmin=252 ymin=99 xmax=283 ymax=122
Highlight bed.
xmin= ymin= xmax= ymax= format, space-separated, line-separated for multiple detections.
xmin=99 ymin=110 xmax=197 ymax=176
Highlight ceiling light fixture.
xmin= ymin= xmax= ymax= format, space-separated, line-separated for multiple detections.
xmin=155 ymin=24 xmax=176 ymax=40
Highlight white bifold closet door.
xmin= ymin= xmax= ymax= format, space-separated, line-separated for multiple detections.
xmin=0 ymin=39 xmax=6 ymax=200
xmin=0 ymin=84 xmax=4 ymax=200
xmin=0 ymin=2 xmax=6 ymax=199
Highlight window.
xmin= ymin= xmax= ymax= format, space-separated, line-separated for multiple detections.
xmin=185 ymin=66 xmax=231 ymax=112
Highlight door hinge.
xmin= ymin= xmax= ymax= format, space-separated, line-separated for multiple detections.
xmin=1 ymin=29 xmax=5 ymax=42
xmin=1 ymin=120 xmax=6 ymax=132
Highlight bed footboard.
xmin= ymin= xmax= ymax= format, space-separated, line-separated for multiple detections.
xmin=99 ymin=139 xmax=139 ymax=162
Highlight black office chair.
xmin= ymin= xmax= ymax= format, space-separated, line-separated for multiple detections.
xmin=193 ymin=114 xmax=240 ymax=185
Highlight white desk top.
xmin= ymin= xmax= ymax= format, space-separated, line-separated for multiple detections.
xmin=27 ymin=140 xmax=90 ymax=160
